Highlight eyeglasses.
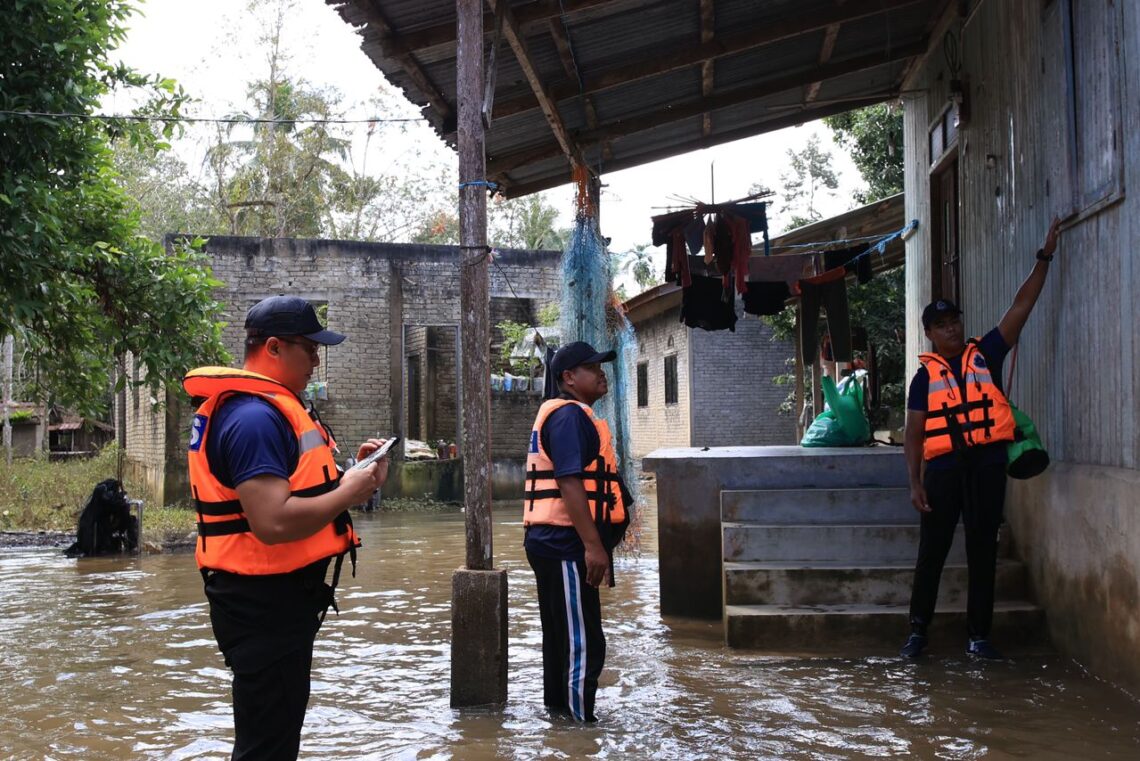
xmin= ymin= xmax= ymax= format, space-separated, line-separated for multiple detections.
xmin=275 ymin=337 xmax=321 ymax=358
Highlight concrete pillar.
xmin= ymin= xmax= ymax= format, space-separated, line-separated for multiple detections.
xmin=450 ymin=568 xmax=508 ymax=707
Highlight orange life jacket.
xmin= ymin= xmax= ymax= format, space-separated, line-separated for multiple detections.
xmin=523 ymin=398 xmax=627 ymax=529
xmin=920 ymin=340 xmax=1016 ymax=461
xmin=183 ymin=366 xmax=360 ymax=575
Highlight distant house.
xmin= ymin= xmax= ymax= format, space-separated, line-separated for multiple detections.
xmin=622 ymin=283 xmax=796 ymax=460
xmin=121 ymin=236 xmax=562 ymax=506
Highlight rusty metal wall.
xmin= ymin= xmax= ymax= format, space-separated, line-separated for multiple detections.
xmin=904 ymin=0 xmax=1138 ymax=470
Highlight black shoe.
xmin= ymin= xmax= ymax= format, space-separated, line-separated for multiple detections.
xmin=900 ymin=633 xmax=928 ymax=658
xmin=966 ymin=637 xmax=1004 ymax=659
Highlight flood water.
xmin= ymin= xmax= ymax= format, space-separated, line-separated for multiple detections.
xmin=1 ymin=499 xmax=1138 ymax=760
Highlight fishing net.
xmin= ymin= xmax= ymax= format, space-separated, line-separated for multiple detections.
xmin=558 ymin=175 xmax=643 ymax=554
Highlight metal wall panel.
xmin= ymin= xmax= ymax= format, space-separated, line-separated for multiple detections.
xmin=904 ymin=0 xmax=1138 ymax=469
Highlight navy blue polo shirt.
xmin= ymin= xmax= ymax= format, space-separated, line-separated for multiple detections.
xmin=908 ymin=327 xmax=1010 ymax=471
xmin=524 ymin=400 xmax=600 ymax=560
xmin=205 ymin=395 xmax=298 ymax=489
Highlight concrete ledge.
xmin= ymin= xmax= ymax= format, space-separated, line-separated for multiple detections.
xmin=721 ymin=487 xmax=914 ymax=524
xmin=450 ymin=568 xmax=508 ymax=708
xmin=722 ymin=523 xmax=967 ymax=564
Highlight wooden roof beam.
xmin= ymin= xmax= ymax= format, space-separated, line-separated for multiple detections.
xmin=805 ymin=23 xmax=842 ymax=104
xmin=381 ymin=0 xmax=628 ymax=57
xmin=488 ymin=39 xmax=926 ymax=175
xmin=487 ymin=0 xmax=584 ymax=167
xmin=548 ymin=17 xmax=612 ymax=162
xmin=490 ymin=0 xmax=925 ymax=120
xmin=700 ymin=0 xmax=716 ymax=138
xmin=357 ymin=0 xmax=452 ymax=124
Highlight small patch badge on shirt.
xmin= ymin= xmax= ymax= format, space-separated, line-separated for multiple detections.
xmin=528 ymin=430 xmax=539 ymax=454
xmin=974 ymin=355 xmax=988 ymax=369
xmin=189 ymin=414 xmax=207 ymax=452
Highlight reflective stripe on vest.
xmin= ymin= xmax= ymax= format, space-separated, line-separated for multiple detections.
xmin=523 ymin=398 xmax=627 ymax=527
xmin=919 ymin=342 xmax=1016 ymax=461
xmin=183 ymin=366 xmax=360 ymax=574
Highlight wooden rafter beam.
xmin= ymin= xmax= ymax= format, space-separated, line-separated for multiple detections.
xmin=488 ymin=0 xmax=925 ymax=121
xmin=357 ymin=0 xmax=452 ymax=124
xmin=805 ymin=23 xmax=842 ymax=103
xmin=495 ymin=95 xmax=889 ymax=198
xmin=487 ymin=39 xmax=927 ymax=175
xmin=700 ymin=0 xmax=716 ymax=137
xmin=382 ymin=0 xmax=628 ymax=56
xmin=487 ymin=0 xmax=583 ymax=166
xmin=548 ymin=16 xmax=611 ymax=162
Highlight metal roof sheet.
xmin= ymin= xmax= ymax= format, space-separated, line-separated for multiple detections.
xmin=327 ymin=0 xmax=943 ymax=196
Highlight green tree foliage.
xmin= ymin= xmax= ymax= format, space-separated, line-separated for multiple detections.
xmin=777 ymin=134 xmax=839 ymax=231
xmin=0 ymin=0 xmax=227 ymax=416
xmin=824 ymin=104 xmax=904 ymax=204
xmin=616 ymin=243 xmax=660 ymax=293
xmin=489 ymin=193 xmax=569 ymax=250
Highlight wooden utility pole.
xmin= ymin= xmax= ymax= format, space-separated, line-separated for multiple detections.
xmin=457 ymin=0 xmax=492 ymax=571
xmin=451 ymin=0 xmax=507 ymax=709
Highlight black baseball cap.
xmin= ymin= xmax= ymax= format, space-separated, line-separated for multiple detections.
xmin=245 ymin=296 xmax=346 ymax=345
xmin=550 ymin=341 xmax=616 ymax=379
xmin=921 ymin=299 xmax=962 ymax=329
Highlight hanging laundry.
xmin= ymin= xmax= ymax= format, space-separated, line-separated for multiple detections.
xmin=684 ymin=216 xmax=706 ymax=256
xmin=742 ymin=281 xmax=791 ymax=316
xmin=799 ymin=267 xmax=852 ymax=362
xmin=747 ymin=253 xmax=817 ymax=285
xmin=680 ymin=275 xmax=737 ymax=332
xmin=823 ymin=244 xmax=874 ymax=285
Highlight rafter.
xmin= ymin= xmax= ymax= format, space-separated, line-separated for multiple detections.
xmin=487 ymin=0 xmax=584 ymax=166
xmin=487 ymin=39 xmax=927 ymax=175
xmin=488 ymin=0 xmax=925 ymax=121
xmin=805 ymin=23 xmax=842 ymax=103
xmin=700 ymin=0 xmax=716 ymax=137
xmin=548 ymin=16 xmax=612 ymax=162
xmin=356 ymin=0 xmax=452 ymax=124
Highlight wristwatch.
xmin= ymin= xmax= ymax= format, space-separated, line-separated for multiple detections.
xmin=1036 ymin=248 xmax=1054 ymax=262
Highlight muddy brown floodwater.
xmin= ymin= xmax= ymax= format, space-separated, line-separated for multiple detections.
xmin=1 ymin=498 xmax=1138 ymax=759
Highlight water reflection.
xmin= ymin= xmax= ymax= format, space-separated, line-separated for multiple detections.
xmin=0 ymin=503 xmax=1137 ymax=760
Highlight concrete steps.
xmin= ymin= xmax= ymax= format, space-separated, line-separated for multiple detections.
xmin=725 ymin=601 xmax=1047 ymax=653
xmin=721 ymin=482 xmax=1047 ymax=651
xmin=723 ymin=558 xmax=1029 ymax=607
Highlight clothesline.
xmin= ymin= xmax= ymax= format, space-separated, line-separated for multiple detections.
xmin=766 ymin=219 xmax=919 ymax=256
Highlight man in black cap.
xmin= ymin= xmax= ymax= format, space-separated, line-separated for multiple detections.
xmin=183 ymin=295 xmax=390 ymax=759
xmin=901 ymin=218 xmax=1060 ymax=659
xmin=522 ymin=341 xmax=631 ymax=721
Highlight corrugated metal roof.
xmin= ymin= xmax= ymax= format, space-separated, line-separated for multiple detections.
xmin=327 ymin=0 xmax=942 ymax=196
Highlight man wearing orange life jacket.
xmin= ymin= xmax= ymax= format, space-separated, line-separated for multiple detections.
xmin=523 ymin=341 xmax=630 ymax=722
xmin=185 ymin=295 xmax=390 ymax=761
xmin=900 ymin=217 xmax=1061 ymax=661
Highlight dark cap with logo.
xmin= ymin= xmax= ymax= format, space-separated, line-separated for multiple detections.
xmin=550 ymin=341 xmax=617 ymax=380
xmin=245 ymin=296 xmax=346 ymax=345
xmin=921 ymin=299 xmax=962 ymax=329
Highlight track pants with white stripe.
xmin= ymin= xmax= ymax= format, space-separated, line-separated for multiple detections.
xmin=526 ymin=551 xmax=605 ymax=722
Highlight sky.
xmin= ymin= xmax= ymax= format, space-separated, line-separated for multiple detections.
xmin=113 ymin=0 xmax=866 ymax=263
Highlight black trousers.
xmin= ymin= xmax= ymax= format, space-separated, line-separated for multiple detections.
xmin=204 ymin=560 xmax=333 ymax=760
xmin=908 ymin=463 xmax=1007 ymax=639
xmin=526 ymin=551 xmax=605 ymax=722
xmin=799 ymin=275 xmax=852 ymax=362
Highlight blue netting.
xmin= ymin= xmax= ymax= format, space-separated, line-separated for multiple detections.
xmin=558 ymin=215 xmax=641 ymax=548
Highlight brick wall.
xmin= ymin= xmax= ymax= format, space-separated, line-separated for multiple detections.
xmin=628 ymin=310 xmax=691 ymax=459
xmin=626 ymin=303 xmax=796 ymax=459
xmin=126 ymin=237 xmax=560 ymax=505
xmin=689 ymin=310 xmax=796 ymax=446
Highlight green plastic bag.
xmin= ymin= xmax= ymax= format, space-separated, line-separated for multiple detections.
xmin=801 ymin=375 xmax=871 ymax=447
xmin=1007 ymin=404 xmax=1049 ymax=479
